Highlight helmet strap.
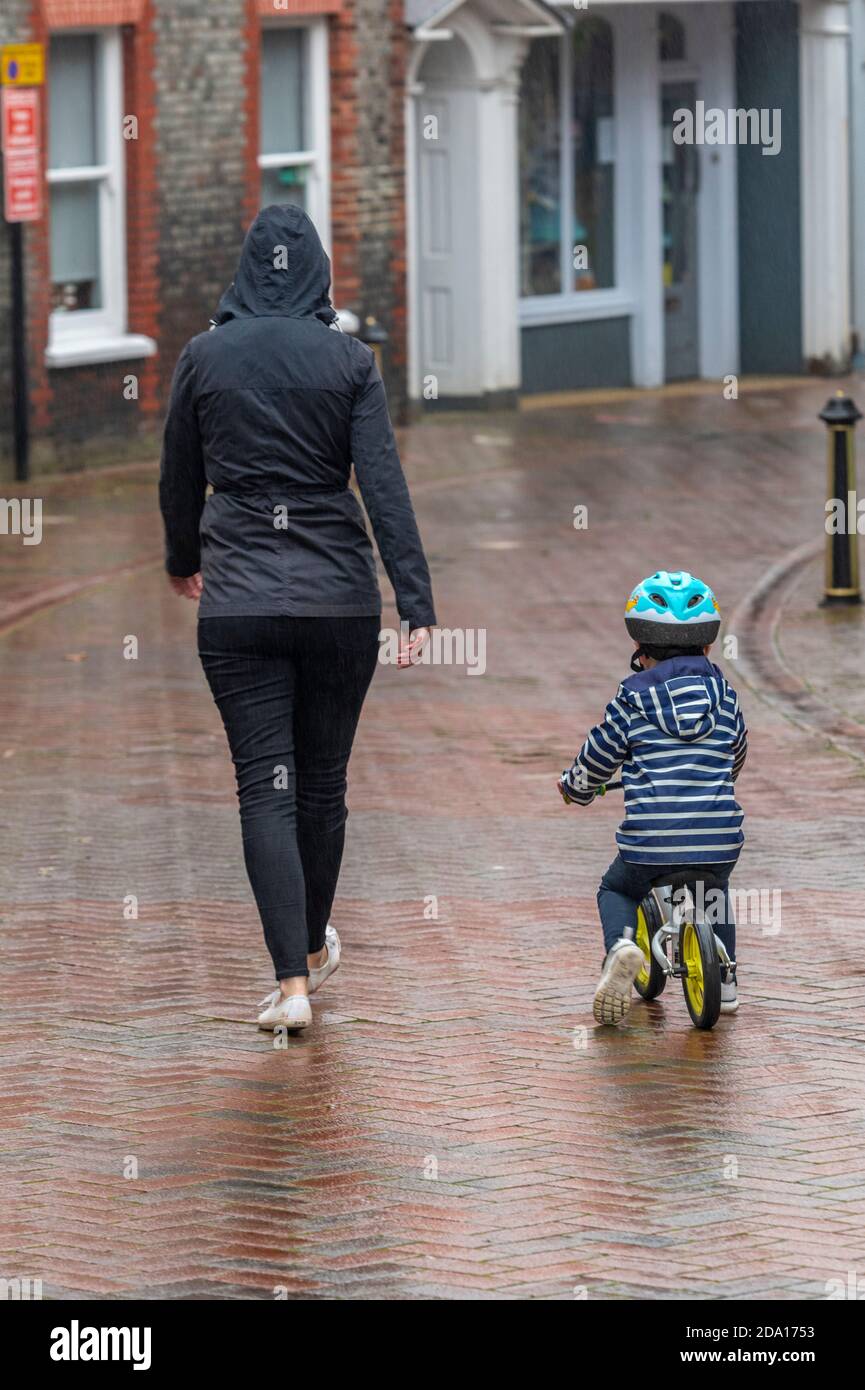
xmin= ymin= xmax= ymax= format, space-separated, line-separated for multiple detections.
xmin=630 ymin=647 xmax=645 ymax=673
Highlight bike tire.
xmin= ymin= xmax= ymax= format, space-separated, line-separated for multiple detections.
xmin=680 ymin=916 xmax=722 ymax=1029
xmin=633 ymin=893 xmax=667 ymax=1001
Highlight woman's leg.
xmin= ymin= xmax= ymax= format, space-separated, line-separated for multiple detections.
xmin=198 ymin=617 xmax=309 ymax=987
xmin=291 ymin=617 xmax=380 ymax=960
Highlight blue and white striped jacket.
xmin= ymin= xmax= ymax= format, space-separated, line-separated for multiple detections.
xmin=562 ymin=657 xmax=747 ymax=865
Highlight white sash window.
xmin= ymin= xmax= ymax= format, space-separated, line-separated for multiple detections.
xmin=46 ymin=28 xmax=155 ymax=368
xmin=258 ymin=17 xmax=330 ymax=247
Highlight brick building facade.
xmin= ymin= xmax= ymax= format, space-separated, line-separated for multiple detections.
xmin=0 ymin=0 xmax=408 ymax=477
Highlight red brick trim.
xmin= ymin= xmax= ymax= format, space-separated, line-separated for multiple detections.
xmin=258 ymin=0 xmax=344 ymax=14
xmin=329 ymin=7 xmax=359 ymax=311
xmin=123 ymin=0 xmax=159 ymax=414
xmin=387 ymin=0 xmax=408 ymax=391
xmin=40 ymin=1 xmax=145 ymax=26
xmin=243 ymin=0 xmax=262 ymax=232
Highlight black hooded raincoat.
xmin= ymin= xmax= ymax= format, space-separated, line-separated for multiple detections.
xmin=159 ymin=205 xmax=436 ymax=630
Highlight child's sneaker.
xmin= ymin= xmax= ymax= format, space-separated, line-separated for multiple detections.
xmin=593 ymin=939 xmax=645 ymax=1025
xmin=720 ymin=967 xmax=739 ymax=1014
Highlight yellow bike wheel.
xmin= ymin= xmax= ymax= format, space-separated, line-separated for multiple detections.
xmin=633 ymin=894 xmax=667 ymax=1000
xmin=680 ymin=917 xmax=721 ymax=1029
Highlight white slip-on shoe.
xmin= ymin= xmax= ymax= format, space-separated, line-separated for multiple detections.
xmin=257 ymin=989 xmax=312 ymax=1032
xmin=308 ymin=924 xmax=341 ymax=994
xmin=592 ymin=939 xmax=645 ymax=1026
xmin=720 ymin=969 xmax=739 ymax=1014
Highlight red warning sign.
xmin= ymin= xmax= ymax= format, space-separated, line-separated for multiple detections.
xmin=2 ymin=86 xmax=39 ymax=153
xmin=2 ymin=88 xmax=42 ymax=222
xmin=4 ymin=152 xmax=41 ymax=221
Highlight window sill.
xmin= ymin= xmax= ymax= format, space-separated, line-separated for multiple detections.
xmin=45 ymin=333 xmax=158 ymax=370
xmin=519 ymin=292 xmax=636 ymax=328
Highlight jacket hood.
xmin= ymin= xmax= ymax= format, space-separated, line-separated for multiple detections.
xmin=620 ymin=656 xmax=725 ymax=743
xmin=213 ymin=205 xmax=338 ymax=326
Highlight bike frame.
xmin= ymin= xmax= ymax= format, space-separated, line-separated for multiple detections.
xmin=591 ymin=781 xmax=736 ymax=977
xmin=648 ymin=885 xmax=735 ymax=977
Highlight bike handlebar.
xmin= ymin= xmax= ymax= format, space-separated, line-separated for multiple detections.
xmin=558 ymin=776 xmax=624 ymax=803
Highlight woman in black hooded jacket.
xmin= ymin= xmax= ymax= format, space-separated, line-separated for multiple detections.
xmin=159 ymin=205 xmax=436 ymax=1033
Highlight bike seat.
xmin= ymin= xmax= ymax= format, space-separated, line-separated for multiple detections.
xmin=649 ymin=870 xmax=723 ymax=892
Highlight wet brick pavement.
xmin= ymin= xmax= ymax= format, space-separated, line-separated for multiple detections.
xmin=2 ymin=380 xmax=865 ymax=1299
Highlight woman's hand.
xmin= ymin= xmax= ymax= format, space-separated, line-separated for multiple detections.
xmin=168 ymin=572 xmax=203 ymax=600
xmin=396 ymin=626 xmax=430 ymax=668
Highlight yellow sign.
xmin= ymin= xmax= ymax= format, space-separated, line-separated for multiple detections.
xmin=1 ymin=43 xmax=45 ymax=87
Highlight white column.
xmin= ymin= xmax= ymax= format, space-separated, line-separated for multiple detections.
xmin=614 ymin=5 xmax=663 ymax=388
xmin=476 ymin=62 xmax=524 ymax=395
xmin=693 ymin=2 xmax=739 ymax=381
xmin=800 ymin=0 xmax=852 ymax=368
xmin=405 ymin=80 xmax=422 ymax=402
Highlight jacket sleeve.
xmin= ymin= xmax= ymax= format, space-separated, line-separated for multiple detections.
xmin=350 ymin=351 xmax=436 ymax=629
xmin=159 ymin=344 xmax=206 ymax=578
xmin=562 ymin=694 xmax=631 ymax=805
xmin=731 ymin=708 xmax=748 ymax=782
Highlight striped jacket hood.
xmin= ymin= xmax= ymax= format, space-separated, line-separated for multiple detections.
xmin=619 ymin=657 xmax=726 ymax=743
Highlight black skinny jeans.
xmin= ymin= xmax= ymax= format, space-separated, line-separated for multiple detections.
xmin=198 ymin=616 xmax=379 ymax=979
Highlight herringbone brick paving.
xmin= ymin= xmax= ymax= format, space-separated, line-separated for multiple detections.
xmin=2 ymin=383 xmax=865 ymax=1298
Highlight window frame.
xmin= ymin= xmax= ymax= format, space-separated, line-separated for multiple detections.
xmin=258 ymin=15 xmax=330 ymax=250
xmin=46 ymin=28 xmax=129 ymax=353
xmin=519 ymin=20 xmax=636 ymax=328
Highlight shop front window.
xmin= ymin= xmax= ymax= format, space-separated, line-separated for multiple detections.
xmin=659 ymin=12 xmax=686 ymax=62
xmin=572 ymin=19 xmax=614 ymax=291
xmin=519 ymin=18 xmax=615 ymax=298
xmin=519 ymin=38 xmax=561 ymax=296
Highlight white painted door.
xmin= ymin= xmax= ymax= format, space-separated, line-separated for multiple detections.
xmin=415 ymin=83 xmax=482 ymax=400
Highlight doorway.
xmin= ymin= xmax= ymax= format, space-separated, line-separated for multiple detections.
xmin=413 ymin=36 xmax=483 ymax=401
xmin=661 ymin=80 xmax=700 ymax=381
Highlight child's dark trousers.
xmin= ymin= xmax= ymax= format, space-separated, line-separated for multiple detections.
xmin=597 ymin=854 xmax=738 ymax=958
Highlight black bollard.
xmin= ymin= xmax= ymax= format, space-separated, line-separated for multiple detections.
xmin=819 ymin=390 xmax=862 ymax=606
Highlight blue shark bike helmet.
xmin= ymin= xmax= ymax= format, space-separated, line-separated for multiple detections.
xmin=625 ymin=571 xmax=721 ymax=652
